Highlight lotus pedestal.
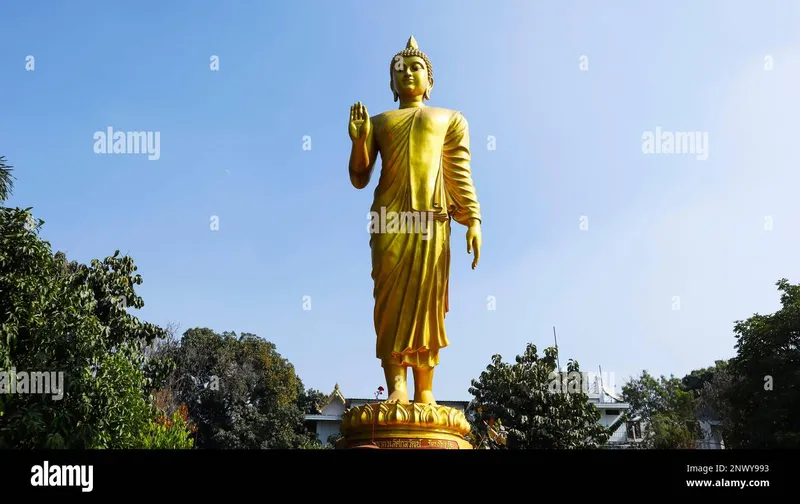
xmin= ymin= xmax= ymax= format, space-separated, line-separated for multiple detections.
xmin=336 ymin=401 xmax=472 ymax=449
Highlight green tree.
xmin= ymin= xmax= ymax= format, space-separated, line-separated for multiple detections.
xmin=326 ymin=432 xmax=343 ymax=449
xmin=706 ymin=279 xmax=800 ymax=448
xmin=0 ymin=156 xmax=14 ymax=202
xmin=682 ymin=360 xmax=729 ymax=397
xmin=682 ymin=360 xmax=730 ymax=444
xmin=148 ymin=328 xmax=321 ymax=449
xmin=0 ymin=206 xmax=187 ymax=448
xmin=298 ymin=388 xmax=327 ymax=415
xmin=138 ymin=404 xmax=197 ymax=449
xmin=621 ymin=371 xmax=700 ymax=449
xmin=467 ymin=343 xmax=610 ymax=449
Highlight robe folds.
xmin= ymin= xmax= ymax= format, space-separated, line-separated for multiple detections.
xmin=366 ymin=106 xmax=481 ymax=368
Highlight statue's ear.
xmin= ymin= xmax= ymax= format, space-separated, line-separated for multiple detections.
xmin=424 ymin=82 xmax=433 ymax=100
xmin=390 ymin=80 xmax=398 ymax=102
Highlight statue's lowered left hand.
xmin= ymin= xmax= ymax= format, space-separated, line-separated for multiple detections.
xmin=466 ymin=219 xmax=481 ymax=269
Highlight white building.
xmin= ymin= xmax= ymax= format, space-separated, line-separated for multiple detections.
xmin=584 ymin=376 xmax=643 ymax=448
xmin=696 ymin=419 xmax=725 ymax=449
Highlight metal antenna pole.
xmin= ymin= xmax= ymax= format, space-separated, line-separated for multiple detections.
xmin=553 ymin=326 xmax=561 ymax=371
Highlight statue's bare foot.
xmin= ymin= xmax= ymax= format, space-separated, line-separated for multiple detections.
xmin=386 ymin=389 xmax=410 ymax=404
xmin=414 ymin=390 xmax=436 ymax=405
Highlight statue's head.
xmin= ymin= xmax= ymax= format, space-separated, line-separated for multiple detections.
xmin=389 ymin=35 xmax=434 ymax=102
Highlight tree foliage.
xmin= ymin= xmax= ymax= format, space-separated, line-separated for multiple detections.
xmin=0 ymin=201 xmax=316 ymax=449
xmin=467 ymin=343 xmax=610 ymax=449
xmin=0 ymin=156 xmax=14 ymax=202
xmin=623 ymin=279 xmax=800 ymax=449
xmin=0 ymin=206 xmax=191 ymax=448
xmin=139 ymin=404 xmax=197 ymax=449
xmin=682 ymin=360 xmax=729 ymax=397
xmin=700 ymin=279 xmax=800 ymax=448
xmin=621 ymin=371 xmax=700 ymax=449
xmin=298 ymin=388 xmax=327 ymax=415
xmin=146 ymin=328 xmax=321 ymax=449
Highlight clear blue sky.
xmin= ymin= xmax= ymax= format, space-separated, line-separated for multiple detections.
xmin=2 ymin=1 xmax=799 ymax=401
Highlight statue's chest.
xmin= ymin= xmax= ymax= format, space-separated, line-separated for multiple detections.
xmin=412 ymin=113 xmax=450 ymax=139
xmin=378 ymin=111 xmax=449 ymax=146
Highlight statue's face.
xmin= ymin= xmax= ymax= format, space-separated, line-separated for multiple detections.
xmin=392 ymin=56 xmax=429 ymax=98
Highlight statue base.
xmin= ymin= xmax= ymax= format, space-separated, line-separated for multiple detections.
xmin=336 ymin=401 xmax=473 ymax=449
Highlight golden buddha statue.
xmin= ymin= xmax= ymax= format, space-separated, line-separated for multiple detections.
xmin=347 ymin=35 xmax=482 ymax=407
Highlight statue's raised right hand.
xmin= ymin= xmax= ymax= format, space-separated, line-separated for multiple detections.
xmin=349 ymin=102 xmax=371 ymax=143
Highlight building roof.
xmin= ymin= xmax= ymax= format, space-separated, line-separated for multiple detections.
xmin=318 ymin=383 xmax=347 ymax=411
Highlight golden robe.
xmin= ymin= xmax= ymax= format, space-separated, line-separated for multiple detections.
xmin=366 ymin=106 xmax=481 ymax=368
